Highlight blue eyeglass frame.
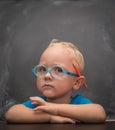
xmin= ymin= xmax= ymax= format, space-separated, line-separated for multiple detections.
xmin=32 ymin=64 xmax=78 ymax=78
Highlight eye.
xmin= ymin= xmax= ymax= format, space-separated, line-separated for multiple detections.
xmin=37 ymin=66 xmax=46 ymax=72
xmin=53 ymin=66 xmax=63 ymax=73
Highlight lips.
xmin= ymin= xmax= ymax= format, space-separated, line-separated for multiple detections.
xmin=42 ymin=84 xmax=53 ymax=88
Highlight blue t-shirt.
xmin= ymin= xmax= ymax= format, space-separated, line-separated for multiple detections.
xmin=23 ymin=94 xmax=93 ymax=109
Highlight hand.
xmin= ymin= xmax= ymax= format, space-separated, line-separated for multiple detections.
xmin=30 ymin=96 xmax=77 ymax=123
xmin=50 ymin=115 xmax=76 ymax=124
xmin=30 ymin=96 xmax=58 ymax=115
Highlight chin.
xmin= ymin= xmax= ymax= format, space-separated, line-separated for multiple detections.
xmin=43 ymin=91 xmax=55 ymax=98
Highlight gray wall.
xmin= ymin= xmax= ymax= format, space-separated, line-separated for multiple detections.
xmin=0 ymin=0 xmax=115 ymax=119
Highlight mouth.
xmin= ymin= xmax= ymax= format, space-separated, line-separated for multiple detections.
xmin=42 ymin=84 xmax=53 ymax=89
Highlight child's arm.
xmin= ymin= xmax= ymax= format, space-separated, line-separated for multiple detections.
xmin=5 ymin=104 xmax=75 ymax=123
xmin=56 ymin=104 xmax=106 ymax=123
xmin=31 ymin=97 xmax=106 ymax=123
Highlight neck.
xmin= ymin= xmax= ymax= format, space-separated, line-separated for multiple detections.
xmin=46 ymin=92 xmax=73 ymax=104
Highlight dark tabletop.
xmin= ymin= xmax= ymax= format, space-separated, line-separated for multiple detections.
xmin=0 ymin=121 xmax=115 ymax=130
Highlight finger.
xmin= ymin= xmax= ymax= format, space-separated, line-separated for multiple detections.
xmin=34 ymin=106 xmax=54 ymax=115
xmin=31 ymin=101 xmax=38 ymax=105
xmin=30 ymin=96 xmax=43 ymax=101
xmin=50 ymin=115 xmax=76 ymax=124
xmin=30 ymin=97 xmax=46 ymax=105
xmin=34 ymin=106 xmax=48 ymax=112
xmin=62 ymin=117 xmax=76 ymax=124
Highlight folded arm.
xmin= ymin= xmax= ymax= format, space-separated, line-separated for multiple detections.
xmin=5 ymin=104 xmax=75 ymax=123
xmin=31 ymin=97 xmax=106 ymax=123
xmin=5 ymin=96 xmax=106 ymax=123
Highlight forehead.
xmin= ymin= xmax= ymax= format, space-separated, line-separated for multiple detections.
xmin=40 ymin=45 xmax=73 ymax=65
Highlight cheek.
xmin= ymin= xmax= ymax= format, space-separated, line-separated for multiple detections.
xmin=58 ymin=77 xmax=75 ymax=88
xmin=36 ymin=78 xmax=42 ymax=90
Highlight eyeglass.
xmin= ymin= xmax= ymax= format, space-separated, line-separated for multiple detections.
xmin=32 ymin=64 xmax=78 ymax=78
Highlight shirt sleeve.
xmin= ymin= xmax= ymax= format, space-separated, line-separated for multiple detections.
xmin=70 ymin=94 xmax=93 ymax=104
xmin=23 ymin=100 xmax=38 ymax=109
xmin=0 ymin=99 xmax=18 ymax=122
xmin=23 ymin=95 xmax=46 ymax=109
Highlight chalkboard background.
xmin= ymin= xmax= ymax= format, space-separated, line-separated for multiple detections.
xmin=0 ymin=0 xmax=115 ymax=120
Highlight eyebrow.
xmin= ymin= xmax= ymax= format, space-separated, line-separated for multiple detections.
xmin=72 ymin=64 xmax=87 ymax=88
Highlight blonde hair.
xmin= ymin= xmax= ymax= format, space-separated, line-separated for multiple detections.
xmin=48 ymin=39 xmax=85 ymax=72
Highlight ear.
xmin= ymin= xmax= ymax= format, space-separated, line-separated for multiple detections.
xmin=73 ymin=76 xmax=86 ymax=90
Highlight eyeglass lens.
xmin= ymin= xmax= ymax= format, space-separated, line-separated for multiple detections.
xmin=36 ymin=65 xmax=64 ymax=78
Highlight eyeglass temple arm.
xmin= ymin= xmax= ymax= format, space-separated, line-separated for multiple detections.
xmin=72 ymin=64 xmax=87 ymax=88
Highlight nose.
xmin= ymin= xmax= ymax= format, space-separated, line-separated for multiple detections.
xmin=44 ymin=72 xmax=53 ymax=80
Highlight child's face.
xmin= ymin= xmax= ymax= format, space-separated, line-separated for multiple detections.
xmin=36 ymin=45 xmax=77 ymax=102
